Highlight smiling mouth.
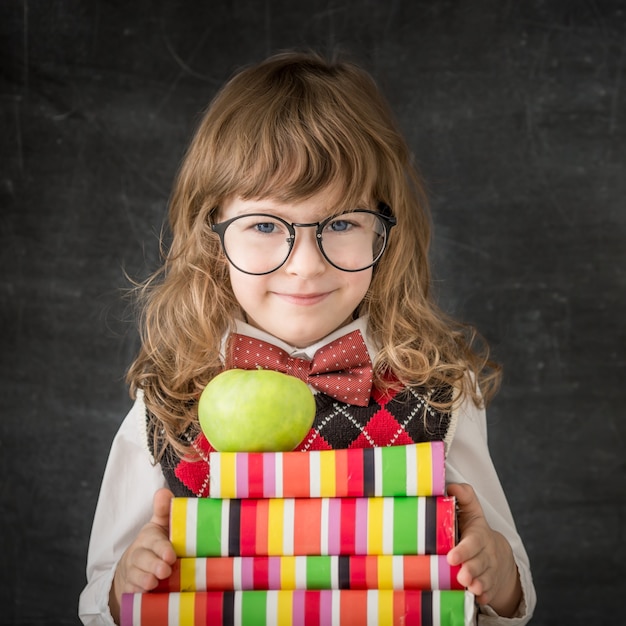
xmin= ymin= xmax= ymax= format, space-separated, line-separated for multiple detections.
xmin=275 ymin=292 xmax=331 ymax=305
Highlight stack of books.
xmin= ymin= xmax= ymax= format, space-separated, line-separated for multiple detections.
xmin=120 ymin=442 xmax=475 ymax=625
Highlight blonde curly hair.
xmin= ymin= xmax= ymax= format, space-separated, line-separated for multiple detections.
xmin=127 ymin=51 xmax=501 ymax=460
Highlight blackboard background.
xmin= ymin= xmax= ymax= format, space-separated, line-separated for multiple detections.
xmin=1 ymin=1 xmax=625 ymax=624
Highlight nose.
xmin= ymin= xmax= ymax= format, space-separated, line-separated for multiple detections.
xmin=283 ymin=225 xmax=327 ymax=277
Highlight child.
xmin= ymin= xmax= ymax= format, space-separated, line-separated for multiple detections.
xmin=79 ymin=51 xmax=535 ymax=625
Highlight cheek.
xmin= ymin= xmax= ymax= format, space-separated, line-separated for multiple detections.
xmin=352 ymin=270 xmax=373 ymax=301
xmin=228 ymin=269 xmax=263 ymax=308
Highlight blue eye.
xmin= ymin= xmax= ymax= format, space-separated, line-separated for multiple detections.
xmin=255 ymin=222 xmax=276 ymax=234
xmin=328 ymin=219 xmax=351 ymax=232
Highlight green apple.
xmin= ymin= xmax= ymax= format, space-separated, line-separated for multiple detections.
xmin=198 ymin=369 xmax=316 ymax=452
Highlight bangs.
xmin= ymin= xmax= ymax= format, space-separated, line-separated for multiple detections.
xmin=203 ymin=56 xmax=397 ymax=214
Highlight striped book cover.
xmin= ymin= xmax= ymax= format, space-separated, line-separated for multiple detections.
xmin=170 ymin=496 xmax=456 ymax=558
xmin=155 ymin=555 xmax=463 ymax=592
xmin=120 ymin=590 xmax=474 ymax=626
xmin=209 ymin=442 xmax=446 ymax=499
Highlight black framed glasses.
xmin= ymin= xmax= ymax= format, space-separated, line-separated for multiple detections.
xmin=211 ymin=202 xmax=396 ymax=275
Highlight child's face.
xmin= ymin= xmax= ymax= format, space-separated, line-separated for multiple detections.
xmin=219 ymin=190 xmax=373 ymax=348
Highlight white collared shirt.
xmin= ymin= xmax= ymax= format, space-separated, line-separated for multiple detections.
xmin=78 ymin=322 xmax=536 ymax=625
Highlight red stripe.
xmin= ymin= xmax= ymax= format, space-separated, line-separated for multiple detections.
xmin=251 ymin=556 xmax=268 ymax=590
xmin=346 ymin=448 xmax=365 ymax=497
xmin=350 ymin=555 xmax=368 ymax=589
xmin=304 ymin=590 xmax=321 ymax=626
xmin=339 ymin=498 xmax=356 ymax=554
xmin=204 ymin=591 xmax=224 ymax=624
xmin=239 ymin=500 xmax=257 ymax=556
xmin=400 ymin=590 xmax=422 ymax=626
xmin=437 ymin=497 xmax=456 ymax=553
xmin=450 ymin=563 xmax=464 ymax=590
xmin=247 ymin=453 xmax=265 ymax=498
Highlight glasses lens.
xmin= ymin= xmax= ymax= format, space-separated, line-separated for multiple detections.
xmin=221 ymin=214 xmax=291 ymax=274
xmin=319 ymin=211 xmax=388 ymax=271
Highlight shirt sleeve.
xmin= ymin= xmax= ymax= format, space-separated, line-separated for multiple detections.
xmin=445 ymin=398 xmax=537 ymax=625
xmin=78 ymin=394 xmax=168 ymax=626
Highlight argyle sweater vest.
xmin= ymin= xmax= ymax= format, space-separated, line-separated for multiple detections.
xmin=147 ymin=384 xmax=453 ymax=498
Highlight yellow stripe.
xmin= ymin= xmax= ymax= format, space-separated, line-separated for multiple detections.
xmin=268 ymin=499 xmax=284 ymax=555
xmin=280 ymin=556 xmax=297 ymax=589
xmin=368 ymin=498 xmax=384 ymax=554
xmin=221 ymin=452 xmax=237 ymax=499
xmin=276 ymin=590 xmax=293 ymax=626
xmin=170 ymin=498 xmax=187 ymax=556
xmin=377 ymin=589 xmax=394 ymax=622
xmin=377 ymin=555 xmax=394 ymax=589
xmin=417 ymin=442 xmax=433 ymax=496
xmin=320 ymin=450 xmax=336 ymax=497
xmin=180 ymin=557 xmax=196 ymax=592
xmin=179 ymin=590 xmax=195 ymax=622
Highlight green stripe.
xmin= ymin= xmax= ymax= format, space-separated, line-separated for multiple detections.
xmin=381 ymin=445 xmax=407 ymax=495
xmin=196 ymin=499 xmax=223 ymax=557
xmin=241 ymin=590 xmax=267 ymax=625
xmin=439 ymin=591 xmax=467 ymax=626
xmin=392 ymin=497 xmax=418 ymax=554
xmin=306 ymin=555 xmax=332 ymax=588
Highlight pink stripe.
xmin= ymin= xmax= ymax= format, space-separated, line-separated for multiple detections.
xmin=327 ymin=499 xmax=341 ymax=554
xmin=432 ymin=441 xmax=445 ymax=496
xmin=292 ymin=589 xmax=305 ymax=624
xmin=437 ymin=555 xmax=450 ymax=589
xmin=268 ymin=556 xmax=281 ymax=589
xmin=119 ymin=594 xmax=133 ymax=626
xmin=320 ymin=590 xmax=333 ymax=624
xmin=241 ymin=557 xmax=254 ymax=589
xmin=236 ymin=453 xmax=248 ymax=499
xmin=355 ymin=498 xmax=368 ymax=555
xmin=263 ymin=453 xmax=276 ymax=497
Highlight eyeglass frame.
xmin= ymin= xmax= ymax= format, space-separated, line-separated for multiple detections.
xmin=211 ymin=202 xmax=397 ymax=275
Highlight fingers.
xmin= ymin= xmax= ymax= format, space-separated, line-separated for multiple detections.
xmin=147 ymin=488 xmax=177 ymax=564
xmin=445 ymin=483 xmax=522 ymax=615
xmin=447 ymin=482 xmax=484 ymax=521
xmin=110 ymin=489 xmax=177 ymax=621
xmin=446 ymin=483 xmax=486 ymax=567
xmin=151 ymin=488 xmax=174 ymax=529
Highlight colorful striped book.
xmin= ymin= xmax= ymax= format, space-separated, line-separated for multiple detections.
xmin=209 ymin=442 xmax=446 ymax=499
xmin=170 ymin=496 xmax=456 ymax=558
xmin=120 ymin=590 xmax=474 ymax=626
xmin=155 ymin=555 xmax=463 ymax=592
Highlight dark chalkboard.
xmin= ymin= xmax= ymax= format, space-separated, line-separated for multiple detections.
xmin=1 ymin=1 xmax=624 ymax=624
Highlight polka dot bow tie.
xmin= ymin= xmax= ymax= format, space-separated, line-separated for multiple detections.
xmin=226 ymin=330 xmax=374 ymax=406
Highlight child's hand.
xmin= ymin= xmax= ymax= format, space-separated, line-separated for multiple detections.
xmin=109 ymin=488 xmax=177 ymax=624
xmin=446 ymin=483 xmax=522 ymax=618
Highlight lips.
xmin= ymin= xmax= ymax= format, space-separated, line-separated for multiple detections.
xmin=274 ymin=291 xmax=331 ymax=306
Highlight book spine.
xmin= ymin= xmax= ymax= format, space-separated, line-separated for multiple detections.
xmin=170 ymin=496 xmax=456 ymax=558
xmin=154 ymin=555 xmax=463 ymax=592
xmin=209 ymin=442 xmax=446 ymax=499
xmin=120 ymin=590 xmax=474 ymax=626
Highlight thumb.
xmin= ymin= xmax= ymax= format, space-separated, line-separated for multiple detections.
xmin=447 ymin=482 xmax=484 ymax=519
xmin=150 ymin=488 xmax=174 ymax=529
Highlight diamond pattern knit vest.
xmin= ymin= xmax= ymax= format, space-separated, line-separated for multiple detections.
xmin=147 ymin=384 xmax=452 ymax=498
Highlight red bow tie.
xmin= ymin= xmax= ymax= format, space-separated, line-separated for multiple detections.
xmin=226 ymin=330 xmax=374 ymax=406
